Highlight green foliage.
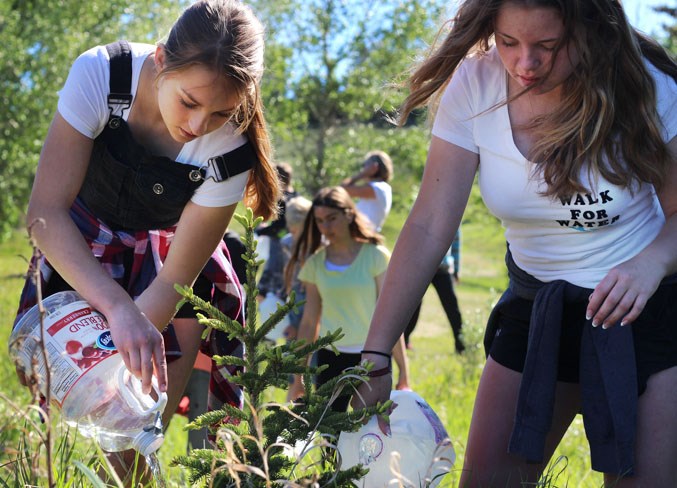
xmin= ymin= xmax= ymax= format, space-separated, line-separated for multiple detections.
xmin=652 ymin=5 xmax=677 ymax=55
xmin=274 ymin=122 xmax=432 ymax=211
xmin=171 ymin=208 xmax=389 ymax=487
xmin=0 ymin=0 xmax=188 ymax=242
xmin=253 ymin=0 xmax=447 ymax=192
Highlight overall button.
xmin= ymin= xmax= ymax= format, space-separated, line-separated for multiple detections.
xmin=153 ymin=183 xmax=164 ymax=195
xmin=189 ymin=169 xmax=202 ymax=182
xmin=108 ymin=118 xmax=121 ymax=129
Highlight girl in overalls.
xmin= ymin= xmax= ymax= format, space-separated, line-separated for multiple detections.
xmin=12 ymin=0 xmax=279 ymax=481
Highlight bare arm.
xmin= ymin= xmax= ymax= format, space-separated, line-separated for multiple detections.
xmin=342 ymin=182 xmax=377 ymax=200
xmin=341 ymin=160 xmax=380 ymax=199
xmin=354 ymin=137 xmax=478 ymax=410
xmin=371 ymin=271 xmax=410 ymax=389
xmin=588 ymin=135 xmax=677 ymax=327
xmin=134 ymin=201 xmax=236 ymax=329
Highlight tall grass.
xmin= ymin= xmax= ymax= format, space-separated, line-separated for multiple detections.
xmin=0 ymin=201 xmax=603 ymax=487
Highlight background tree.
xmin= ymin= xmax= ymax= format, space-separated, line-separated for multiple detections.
xmin=0 ymin=0 xmax=188 ymax=241
xmin=652 ymin=5 xmax=677 ymax=55
xmin=252 ymin=0 xmax=447 ymax=195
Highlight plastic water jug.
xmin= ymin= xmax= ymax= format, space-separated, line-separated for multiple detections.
xmin=9 ymin=291 xmax=167 ymax=456
xmin=337 ymin=390 xmax=455 ymax=487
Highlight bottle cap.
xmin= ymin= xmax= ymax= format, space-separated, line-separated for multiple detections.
xmin=132 ymin=430 xmax=164 ymax=457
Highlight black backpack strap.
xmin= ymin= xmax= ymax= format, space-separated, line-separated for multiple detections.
xmin=105 ymin=41 xmax=133 ymax=122
xmin=205 ymin=141 xmax=258 ymax=182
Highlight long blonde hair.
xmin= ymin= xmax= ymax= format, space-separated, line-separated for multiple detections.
xmin=399 ymin=0 xmax=677 ymax=199
xmin=160 ymin=0 xmax=279 ymax=219
xmin=285 ymin=186 xmax=383 ymax=291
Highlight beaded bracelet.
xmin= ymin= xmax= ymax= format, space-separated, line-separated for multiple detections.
xmin=361 ymin=349 xmax=391 ymax=360
xmin=366 ymin=366 xmax=392 ymax=378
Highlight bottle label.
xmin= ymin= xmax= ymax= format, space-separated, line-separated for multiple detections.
xmin=21 ymin=300 xmax=118 ymax=407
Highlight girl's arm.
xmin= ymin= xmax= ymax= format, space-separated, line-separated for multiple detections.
xmin=134 ymin=200 xmax=236 ymax=329
xmin=288 ymin=282 xmax=321 ymax=401
xmin=354 ymin=136 xmax=478 ymax=411
xmin=588 ymin=135 xmax=677 ymax=328
xmin=27 ymin=113 xmax=168 ymax=393
xmin=341 ymin=160 xmax=380 ymax=198
xmin=373 ymin=271 xmax=410 ymax=390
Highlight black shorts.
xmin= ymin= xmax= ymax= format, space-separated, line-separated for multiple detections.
xmin=488 ymin=283 xmax=677 ymax=395
xmin=315 ymin=348 xmax=362 ymax=412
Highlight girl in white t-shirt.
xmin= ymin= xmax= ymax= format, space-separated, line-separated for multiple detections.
xmin=354 ymin=1 xmax=677 ymax=486
xmin=12 ymin=0 xmax=279 ymax=481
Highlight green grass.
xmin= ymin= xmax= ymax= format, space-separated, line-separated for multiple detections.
xmin=0 ymin=198 xmax=604 ymax=487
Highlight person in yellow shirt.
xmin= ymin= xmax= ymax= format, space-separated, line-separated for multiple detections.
xmin=287 ymin=186 xmax=409 ymax=411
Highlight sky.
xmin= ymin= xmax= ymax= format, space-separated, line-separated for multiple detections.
xmin=622 ymin=0 xmax=675 ymax=36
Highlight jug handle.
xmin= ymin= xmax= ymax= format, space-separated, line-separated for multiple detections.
xmin=117 ymin=366 xmax=168 ymax=416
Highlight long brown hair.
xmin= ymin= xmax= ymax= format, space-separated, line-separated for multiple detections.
xmin=284 ymin=186 xmax=383 ymax=291
xmin=398 ymin=0 xmax=677 ymax=199
xmin=160 ymin=0 xmax=279 ymax=219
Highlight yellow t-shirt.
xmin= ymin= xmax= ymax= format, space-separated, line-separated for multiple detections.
xmin=298 ymin=244 xmax=390 ymax=350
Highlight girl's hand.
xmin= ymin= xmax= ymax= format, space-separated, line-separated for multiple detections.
xmin=396 ymin=377 xmax=412 ymax=391
xmin=587 ymin=255 xmax=664 ymax=329
xmin=351 ymin=370 xmax=393 ymax=436
xmin=106 ymin=303 xmax=167 ymax=395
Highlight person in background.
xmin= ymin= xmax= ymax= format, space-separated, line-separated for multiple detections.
xmin=256 ymin=162 xmax=298 ymax=297
xmin=257 ymin=161 xmax=298 ymax=239
xmin=256 ymin=196 xmax=313 ymax=341
xmin=256 ymin=194 xmax=309 ymax=311
xmin=287 ymin=186 xmax=409 ymax=411
xmin=341 ymin=150 xmax=393 ymax=232
xmin=278 ymin=196 xmax=313 ymax=339
xmin=11 ymin=0 xmax=279 ymax=481
xmin=404 ymin=229 xmax=465 ymax=353
xmin=353 ymin=0 xmax=677 ymax=486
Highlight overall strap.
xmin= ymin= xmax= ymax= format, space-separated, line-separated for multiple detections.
xmin=206 ymin=142 xmax=258 ymax=182
xmin=105 ymin=41 xmax=133 ymax=124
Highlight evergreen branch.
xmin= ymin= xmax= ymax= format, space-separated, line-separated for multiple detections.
xmin=174 ymin=284 xmax=230 ymax=324
xmin=211 ymin=354 xmax=247 ymax=369
xmin=195 ymin=316 xmax=243 ymax=339
xmin=186 ymin=406 xmax=248 ymax=431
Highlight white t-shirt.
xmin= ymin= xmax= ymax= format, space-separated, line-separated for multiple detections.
xmin=355 ymin=180 xmax=392 ymax=232
xmin=432 ymin=47 xmax=677 ymax=288
xmin=57 ymin=42 xmax=249 ymax=208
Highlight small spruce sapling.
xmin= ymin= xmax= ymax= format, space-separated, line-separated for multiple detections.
xmin=171 ymin=208 xmax=390 ymax=487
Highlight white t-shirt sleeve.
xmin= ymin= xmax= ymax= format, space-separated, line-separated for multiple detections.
xmin=431 ymin=59 xmax=479 ymax=154
xmin=57 ymin=46 xmax=110 ymax=139
xmin=192 ymin=170 xmax=249 ymax=207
